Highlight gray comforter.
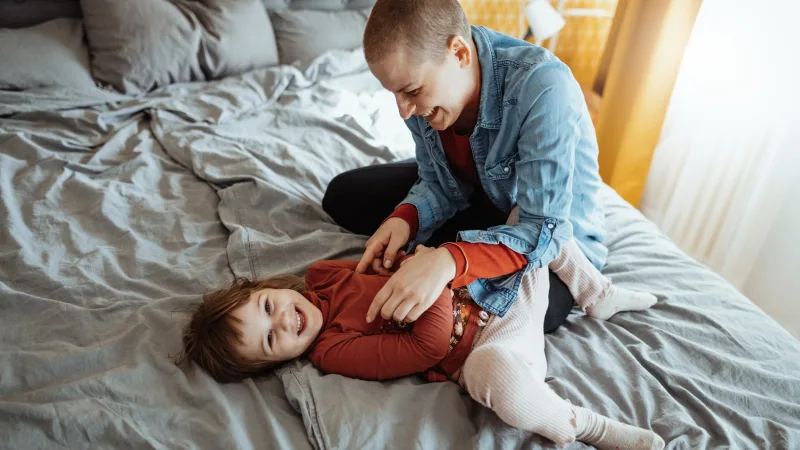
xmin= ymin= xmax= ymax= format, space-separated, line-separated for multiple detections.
xmin=1 ymin=51 xmax=798 ymax=449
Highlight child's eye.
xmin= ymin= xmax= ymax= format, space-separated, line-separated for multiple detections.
xmin=265 ymin=301 xmax=271 ymax=315
xmin=267 ymin=331 xmax=273 ymax=346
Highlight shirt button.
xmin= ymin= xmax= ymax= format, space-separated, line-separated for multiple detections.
xmin=503 ymin=167 xmax=510 ymax=172
xmin=478 ymin=310 xmax=489 ymax=321
xmin=547 ymin=223 xmax=554 ymax=229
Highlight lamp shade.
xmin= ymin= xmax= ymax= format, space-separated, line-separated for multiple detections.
xmin=525 ymin=0 xmax=566 ymax=41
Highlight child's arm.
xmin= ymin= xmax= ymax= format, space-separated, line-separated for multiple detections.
xmin=309 ymin=288 xmax=453 ymax=381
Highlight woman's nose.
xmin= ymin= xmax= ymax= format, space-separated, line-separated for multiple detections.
xmin=395 ymin=94 xmax=415 ymax=120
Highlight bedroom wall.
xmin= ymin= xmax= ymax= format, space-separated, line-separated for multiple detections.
xmin=460 ymin=0 xmax=617 ymax=88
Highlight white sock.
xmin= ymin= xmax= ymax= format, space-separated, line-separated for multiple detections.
xmin=574 ymin=406 xmax=665 ymax=450
xmin=585 ymin=286 xmax=658 ymax=320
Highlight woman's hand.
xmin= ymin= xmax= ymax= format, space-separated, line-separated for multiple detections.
xmin=356 ymin=218 xmax=410 ymax=275
xmin=366 ymin=245 xmax=457 ymax=324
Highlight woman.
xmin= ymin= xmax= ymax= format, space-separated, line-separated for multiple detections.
xmin=323 ymin=0 xmax=653 ymax=331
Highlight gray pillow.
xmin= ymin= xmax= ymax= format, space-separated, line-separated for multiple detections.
xmin=80 ymin=0 xmax=280 ymax=95
xmin=0 ymin=18 xmax=96 ymax=91
xmin=270 ymin=9 xmax=370 ymax=66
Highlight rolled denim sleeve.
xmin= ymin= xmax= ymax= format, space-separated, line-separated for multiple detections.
xmin=398 ymin=119 xmax=460 ymax=247
xmin=460 ymin=63 xmax=581 ymax=268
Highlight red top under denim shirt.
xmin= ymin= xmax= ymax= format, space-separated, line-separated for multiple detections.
xmin=389 ymin=127 xmax=528 ymax=285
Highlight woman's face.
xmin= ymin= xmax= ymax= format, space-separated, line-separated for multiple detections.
xmin=369 ymin=36 xmax=481 ymax=131
xmin=230 ymin=288 xmax=323 ymax=364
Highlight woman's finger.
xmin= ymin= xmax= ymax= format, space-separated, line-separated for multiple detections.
xmin=405 ymin=301 xmax=431 ymax=323
xmin=382 ymin=232 xmax=407 ymax=269
xmin=366 ymin=283 xmax=392 ymax=323
xmin=371 ymin=258 xmax=390 ymax=275
xmin=391 ymin=297 xmax=419 ymax=323
xmin=380 ymin=289 xmax=406 ymax=322
xmin=356 ymin=240 xmax=383 ymax=274
xmin=405 ymin=290 xmax=441 ymax=322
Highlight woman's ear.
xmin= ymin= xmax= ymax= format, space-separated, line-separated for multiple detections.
xmin=449 ymin=35 xmax=472 ymax=68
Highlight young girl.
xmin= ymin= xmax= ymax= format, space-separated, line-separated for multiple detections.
xmin=178 ymin=237 xmax=664 ymax=450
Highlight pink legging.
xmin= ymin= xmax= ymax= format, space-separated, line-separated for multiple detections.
xmin=460 ymin=268 xmax=577 ymax=444
xmin=459 ymin=237 xmax=612 ymax=445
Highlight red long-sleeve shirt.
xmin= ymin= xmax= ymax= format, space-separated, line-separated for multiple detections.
xmin=304 ymin=258 xmax=519 ymax=382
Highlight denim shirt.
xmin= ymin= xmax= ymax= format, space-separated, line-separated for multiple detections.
xmin=400 ymin=26 xmax=607 ymax=317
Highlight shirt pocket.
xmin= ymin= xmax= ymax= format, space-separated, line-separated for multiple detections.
xmin=485 ymin=152 xmax=518 ymax=181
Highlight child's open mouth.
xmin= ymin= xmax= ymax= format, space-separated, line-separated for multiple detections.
xmin=295 ymin=307 xmax=306 ymax=335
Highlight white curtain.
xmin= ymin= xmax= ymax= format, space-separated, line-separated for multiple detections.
xmin=639 ymin=0 xmax=800 ymax=325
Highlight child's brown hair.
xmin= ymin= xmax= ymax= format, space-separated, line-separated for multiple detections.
xmin=175 ymin=274 xmax=306 ymax=383
xmin=363 ymin=0 xmax=471 ymax=65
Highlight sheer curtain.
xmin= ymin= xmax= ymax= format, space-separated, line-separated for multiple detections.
xmin=639 ymin=0 xmax=800 ymax=331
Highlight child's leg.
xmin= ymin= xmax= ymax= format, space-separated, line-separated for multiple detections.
xmin=550 ymin=239 xmax=657 ymax=320
xmin=460 ymin=268 xmax=664 ymax=449
xmin=462 ymin=344 xmax=665 ymax=450
xmin=462 ymin=343 xmax=575 ymax=445
xmin=462 ymin=267 xmax=574 ymax=444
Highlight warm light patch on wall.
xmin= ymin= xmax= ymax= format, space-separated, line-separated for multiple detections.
xmin=460 ymin=0 xmax=524 ymax=37
xmin=461 ymin=0 xmax=618 ymax=88
xmin=554 ymin=11 xmax=614 ymax=87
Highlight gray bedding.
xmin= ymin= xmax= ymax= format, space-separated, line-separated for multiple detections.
xmin=1 ymin=51 xmax=798 ymax=449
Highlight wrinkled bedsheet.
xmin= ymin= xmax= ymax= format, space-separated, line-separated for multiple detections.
xmin=1 ymin=50 xmax=799 ymax=449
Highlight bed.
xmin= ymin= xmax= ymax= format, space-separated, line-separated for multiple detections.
xmin=1 ymin=1 xmax=799 ymax=449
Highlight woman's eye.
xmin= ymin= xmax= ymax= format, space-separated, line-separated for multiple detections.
xmin=407 ymin=88 xmax=420 ymax=96
xmin=265 ymin=301 xmax=271 ymax=314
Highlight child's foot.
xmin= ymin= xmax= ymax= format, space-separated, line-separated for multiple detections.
xmin=574 ymin=406 xmax=665 ymax=450
xmin=585 ymin=286 xmax=657 ymax=320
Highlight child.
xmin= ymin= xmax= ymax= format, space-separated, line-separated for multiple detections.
xmin=177 ymin=240 xmax=664 ymax=450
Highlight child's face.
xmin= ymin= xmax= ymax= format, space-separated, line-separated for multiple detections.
xmin=369 ymin=36 xmax=480 ymax=131
xmin=230 ymin=288 xmax=323 ymax=365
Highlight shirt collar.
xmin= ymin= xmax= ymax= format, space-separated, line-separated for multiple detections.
xmin=472 ymin=25 xmax=503 ymax=130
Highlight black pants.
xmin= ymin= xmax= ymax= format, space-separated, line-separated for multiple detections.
xmin=322 ymin=160 xmax=575 ymax=334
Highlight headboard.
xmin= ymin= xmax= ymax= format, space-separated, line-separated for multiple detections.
xmin=0 ymin=0 xmax=81 ymax=28
xmin=0 ymin=0 xmax=376 ymax=28
xmin=260 ymin=0 xmax=375 ymax=10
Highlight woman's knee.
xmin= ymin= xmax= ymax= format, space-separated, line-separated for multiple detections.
xmin=322 ymin=172 xmax=350 ymax=216
xmin=543 ymin=272 xmax=574 ymax=333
